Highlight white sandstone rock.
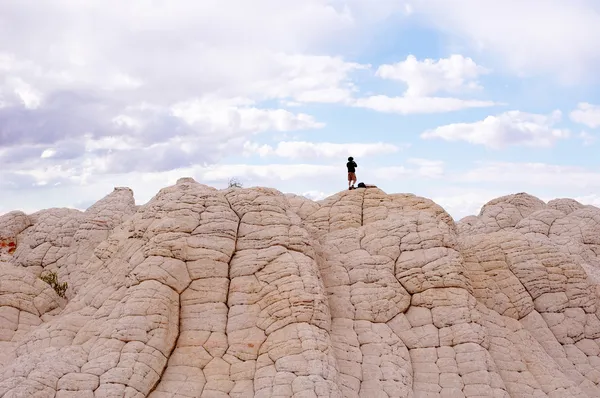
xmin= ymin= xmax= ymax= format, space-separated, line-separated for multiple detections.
xmin=1 ymin=183 xmax=600 ymax=397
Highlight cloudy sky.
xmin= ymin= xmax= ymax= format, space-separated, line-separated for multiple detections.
xmin=2 ymin=0 xmax=600 ymax=220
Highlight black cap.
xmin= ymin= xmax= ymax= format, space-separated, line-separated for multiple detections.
xmin=348 ymin=156 xmax=353 ymax=161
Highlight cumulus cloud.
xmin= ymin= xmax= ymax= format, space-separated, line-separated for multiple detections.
xmin=7 ymin=0 xmax=586 ymax=220
xmin=374 ymin=158 xmax=445 ymax=179
xmin=0 ymin=0 xmax=505 ymax=198
xmin=301 ymin=190 xmax=333 ymax=201
xmin=431 ymin=191 xmax=501 ymax=220
xmin=457 ymin=161 xmax=600 ymax=189
xmin=0 ymin=160 xmax=343 ymax=210
xmin=353 ymin=95 xmax=496 ymax=114
xmin=573 ymin=194 xmax=600 ymax=208
xmin=411 ymin=0 xmax=600 ymax=84
xmin=171 ymin=98 xmax=324 ymax=135
xmin=421 ymin=110 xmax=569 ymax=149
xmin=0 ymin=2 xmax=368 ymax=111
xmin=428 ymin=189 xmax=600 ymax=221
xmin=0 ymin=0 xmax=376 ymax=191
xmin=579 ymin=131 xmax=597 ymax=146
xmin=425 ymin=161 xmax=600 ymax=219
xmin=352 ymin=54 xmax=497 ymax=114
xmin=1 ymin=101 xmax=323 ymax=188
xmin=255 ymin=54 xmax=368 ymax=104
xmin=430 ymin=162 xmax=600 ymax=219
xmin=243 ymin=141 xmax=403 ymax=159
xmin=200 ymin=163 xmax=339 ymax=183
xmin=570 ymin=103 xmax=600 ymax=128
xmin=376 ymin=54 xmax=489 ymax=97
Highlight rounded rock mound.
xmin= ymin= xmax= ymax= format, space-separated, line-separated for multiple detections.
xmin=1 ymin=183 xmax=600 ymax=397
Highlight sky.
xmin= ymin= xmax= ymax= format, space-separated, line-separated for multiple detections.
xmin=2 ymin=0 xmax=600 ymax=220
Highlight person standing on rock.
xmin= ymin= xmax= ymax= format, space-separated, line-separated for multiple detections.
xmin=347 ymin=156 xmax=357 ymax=189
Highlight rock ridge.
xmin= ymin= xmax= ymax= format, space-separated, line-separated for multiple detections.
xmin=1 ymin=180 xmax=600 ymax=397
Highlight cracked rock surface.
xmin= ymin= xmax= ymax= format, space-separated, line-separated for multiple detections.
xmin=2 ymin=184 xmax=600 ymax=397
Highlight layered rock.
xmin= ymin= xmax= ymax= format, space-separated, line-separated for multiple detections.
xmin=1 ymin=183 xmax=600 ymax=397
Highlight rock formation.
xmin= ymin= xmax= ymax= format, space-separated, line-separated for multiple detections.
xmin=1 ymin=181 xmax=600 ymax=397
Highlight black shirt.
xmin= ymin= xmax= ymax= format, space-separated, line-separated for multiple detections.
xmin=347 ymin=161 xmax=357 ymax=172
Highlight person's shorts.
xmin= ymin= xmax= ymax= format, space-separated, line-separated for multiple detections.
xmin=348 ymin=172 xmax=356 ymax=181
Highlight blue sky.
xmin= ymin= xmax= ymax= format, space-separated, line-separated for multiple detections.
xmin=2 ymin=0 xmax=600 ymax=219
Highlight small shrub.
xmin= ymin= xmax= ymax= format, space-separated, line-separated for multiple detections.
xmin=228 ymin=178 xmax=243 ymax=188
xmin=39 ymin=271 xmax=68 ymax=298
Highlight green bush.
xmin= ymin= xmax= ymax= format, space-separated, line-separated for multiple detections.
xmin=39 ymin=271 xmax=68 ymax=298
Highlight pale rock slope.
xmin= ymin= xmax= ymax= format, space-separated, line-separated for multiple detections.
xmin=1 ymin=182 xmax=600 ymax=397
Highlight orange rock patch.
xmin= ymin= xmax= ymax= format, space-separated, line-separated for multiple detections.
xmin=0 ymin=238 xmax=16 ymax=255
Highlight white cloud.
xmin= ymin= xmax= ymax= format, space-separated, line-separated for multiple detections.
xmin=574 ymin=194 xmax=600 ymax=208
xmin=0 ymin=100 xmax=324 ymax=184
xmin=112 ymin=115 xmax=141 ymax=130
xmin=421 ymin=110 xmax=569 ymax=148
xmin=376 ymin=54 xmax=489 ymax=97
xmin=0 ymin=1 xmax=369 ymax=159
xmin=171 ymin=98 xmax=324 ymax=136
xmin=353 ymin=95 xmax=497 ymax=114
xmin=242 ymin=143 xmax=273 ymax=158
xmin=406 ymin=158 xmax=445 ymax=178
xmin=200 ymin=163 xmax=339 ymax=183
xmin=9 ymin=77 xmax=42 ymax=109
xmin=353 ymin=54 xmax=498 ymax=115
xmin=431 ymin=191 xmax=497 ymax=220
xmin=579 ymin=131 xmax=597 ymax=146
xmin=0 ymin=0 xmax=389 ymax=198
xmin=4 ymin=0 xmax=596 ymax=221
xmin=432 ymin=189 xmax=578 ymax=221
xmin=83 ymin=134 xmax=138 ymax=152
xmin=0 ymin=161 xmax=343 ymax=212
xmin=456 ymin=161 xmax=600 ymax=189
xmin=375 ymin=158 xmax=445 ymax=179
xmin=0 ymin=0 xmax=509 ymax=211
xmin=301 ymin=190 xmax=333 ymax=201
xmin=40 ymin=149 xmax=56 ymax=159
xmin=570 ymin=103 xmax=600 ymax=128
xmin=254 ymin=54 xmax=368 ymax=104
xmin=421 ymin=189 xmax=600 ymax=222
xmin=243 ymin=141 xmax=402 ymax=159
xmin=0 ymin=2 xmax=367 ymax=110
xmin=8 ymin=158 xmax=600 ymax=223
xmin=411 ymin=0 xmax=600 ymax=84
xmin=427 ymin=161 xmax=600 ymax=219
